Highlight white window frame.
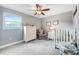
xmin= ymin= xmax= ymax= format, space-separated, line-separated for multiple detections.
xmin=3 ymin=12 xmax=22 ymax=30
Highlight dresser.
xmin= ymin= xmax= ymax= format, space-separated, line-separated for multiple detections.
xmin=24 ymin=26 xmax=36 ymax=42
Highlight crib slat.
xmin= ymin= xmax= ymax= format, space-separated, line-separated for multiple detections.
xmin=53 ymin=29 xmax=76 ymax=44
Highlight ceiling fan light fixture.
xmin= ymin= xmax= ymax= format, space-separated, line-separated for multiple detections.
xmin=36 ymin=11 xmax=41 ymax=15
xmin=34 ymin=4 xmax=50 ymax=15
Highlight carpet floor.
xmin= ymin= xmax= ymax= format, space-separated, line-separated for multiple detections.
xmin=0 ymin=40 xmax=58 ymax=55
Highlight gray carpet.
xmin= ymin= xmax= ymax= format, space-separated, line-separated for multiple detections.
xmin=0 ymin=40 xmax=57 ymax=55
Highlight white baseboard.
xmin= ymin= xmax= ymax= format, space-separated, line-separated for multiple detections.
xmin=0 ymin=40 xmax=24 ymax=49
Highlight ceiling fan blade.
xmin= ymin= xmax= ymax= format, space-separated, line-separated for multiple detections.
xmin=42 ymin=8 xmax=50 ymax=11
xmin=36 ymin=4 xmax=40 ymax=8
xmin=34 ymin=13 xmax=37 ymax=15
xmin=41 ymin=12 xmax=45 ymax=15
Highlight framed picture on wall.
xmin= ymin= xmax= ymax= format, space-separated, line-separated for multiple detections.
xmin=46 ymin=21 xmax=51 ymax=26
xmin=53 ymin=20 xmax=59 ymax=25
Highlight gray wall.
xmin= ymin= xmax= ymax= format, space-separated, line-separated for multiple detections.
xmin=0 ymin=7 xmax=2 ymax=29
xmin=0 ymin=7 xmax=41 ymax=46
xmin=41 ymin=11 xmax=73 ymax=31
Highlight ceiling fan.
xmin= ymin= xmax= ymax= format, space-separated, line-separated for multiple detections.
xmin=34 ymin=4 xmax=50 ymax=15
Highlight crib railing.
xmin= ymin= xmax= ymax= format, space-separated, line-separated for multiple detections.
xmin=52 ymin=29 xmax=78 ymax=55
xmin=49 ymin=29 xmax=76 ymax=43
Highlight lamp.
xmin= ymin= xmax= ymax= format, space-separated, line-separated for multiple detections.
xmin=49 ymin=25 xmax=56 ymax=30
xmin=50 ymin=26 xmax=53 ymax=30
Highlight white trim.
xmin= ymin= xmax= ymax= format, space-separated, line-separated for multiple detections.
xmin=0 ymin=40 xmax=24 ymax=49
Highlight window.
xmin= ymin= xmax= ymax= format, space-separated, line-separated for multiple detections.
xmin=3 ymin=12 xmax=22 ymax=29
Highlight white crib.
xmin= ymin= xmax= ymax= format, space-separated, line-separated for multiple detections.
xmin=48 ymin=28 xmax=77 ymax=55
xmin=55 ymin=29 xmax=76 ymax=43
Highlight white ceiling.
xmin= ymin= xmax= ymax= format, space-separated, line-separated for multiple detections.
xmin=0 ymin=4 xmax=73 ymax=18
